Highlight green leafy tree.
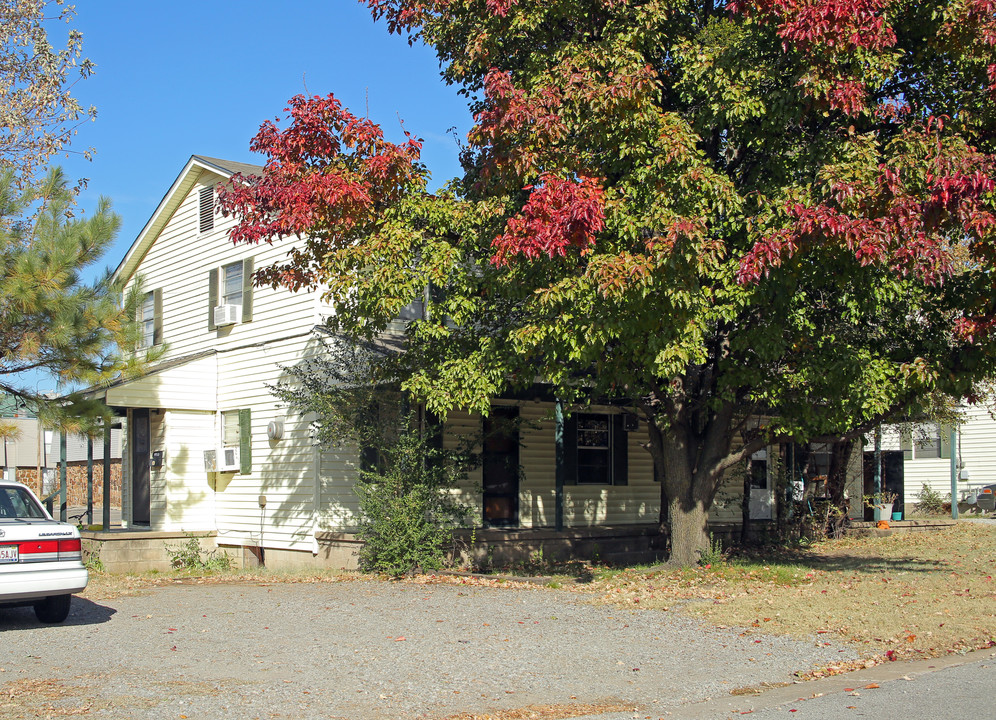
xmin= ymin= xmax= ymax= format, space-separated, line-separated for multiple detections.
xmin=0 ymin=167 xmax=144 ymax=429
xmin=224 ymin=0 xmax=996 ymax=564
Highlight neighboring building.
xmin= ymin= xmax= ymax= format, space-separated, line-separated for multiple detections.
xmin=91 ymin=156 xmax=864 ymax=569
xmin=878 ymin=403 xmax=996 ymax=513
xmin=0 ymin=405 xmax=122 ymax=509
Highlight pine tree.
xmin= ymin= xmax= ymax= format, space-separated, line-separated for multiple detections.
xmin=0 ymin=167 xmax=142 ymax=429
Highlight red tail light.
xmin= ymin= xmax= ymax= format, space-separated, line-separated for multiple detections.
xmin=19 ymin=540 xmax=58 ymax=554
xmin=16 ymin=538 xmax=82 ymax=562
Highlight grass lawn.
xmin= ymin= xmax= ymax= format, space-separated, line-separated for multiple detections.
xmin=81 ymin=521 xmax=996 ymax=669
xmin=574 ymin=521 xmax=996 ymax=667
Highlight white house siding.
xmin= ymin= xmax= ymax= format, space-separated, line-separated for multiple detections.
xmin=895 ymin=404 xmax=996 ymax=508
xmin=212 ymin=336 xmax=324 ymax=553
xmin=120 ymin=168 xmax=322 ymax=365
xmin=104 ymin=354 xmax=218 ymax=411
xmin=162 ymin=410 xmax=215 ymax=531
xmin=149 ymin=411 xmax=166 ymax=527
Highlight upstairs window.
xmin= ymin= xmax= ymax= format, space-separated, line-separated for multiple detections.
xmin=222 ymin=262 xmax=243 ymax=307
xmin=208 ymin=257 xmax=253 ymax=330
xmin=199 ymin=186 xmax=215 ymax=233
xmin=137 ymin=289 xmax=162 ymax=348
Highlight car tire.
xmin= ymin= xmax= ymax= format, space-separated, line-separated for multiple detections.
xmin=33 ymin=594 xmax=72 ymax=624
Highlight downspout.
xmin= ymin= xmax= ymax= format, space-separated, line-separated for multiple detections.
xmin=312 ymin=433 xmax=320 ymax=555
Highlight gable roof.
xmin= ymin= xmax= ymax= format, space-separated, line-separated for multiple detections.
xmin=112 ymin=155 xmax=263 ymax=283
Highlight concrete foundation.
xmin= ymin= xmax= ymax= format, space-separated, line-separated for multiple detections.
xmin=82 ymin=530 xmax=220 ymax=573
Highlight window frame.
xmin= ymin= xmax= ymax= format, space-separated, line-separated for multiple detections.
xmin=563 ymin=411 xmax=628 ymax=486
xmin=137 ymin=288 xmax=162 ymax=349
xmin=208 ymin=257 xmax=253 ymax=330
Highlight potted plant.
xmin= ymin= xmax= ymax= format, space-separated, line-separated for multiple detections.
xmin=865 ymin=491 xmax=899 ymax=522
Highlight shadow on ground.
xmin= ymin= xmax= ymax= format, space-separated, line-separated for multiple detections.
xmin=0 ymin=597 xmax=116 ymax=629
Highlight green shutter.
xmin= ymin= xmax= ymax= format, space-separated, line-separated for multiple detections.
xmin=563 ymin=413 xmax=577 ymax=485
xmin=239 ymin=408 xmax=252 ymax=474
xmin=153 ymin=288 xmax=163 ymax=345
xmin=612 ymin=414 xmax=628 ymax=485
xmin=939 ymin=424 xmax=953 ymax=459
xmin=241 ymin=256 xmax=253 ymax=322
xmin=900 ymin=430 xmax=912 ymax=460
xmin=208 ymin=268 xmax=218 ymax=330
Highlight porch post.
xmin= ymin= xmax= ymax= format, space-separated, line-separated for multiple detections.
xmin=87 ymin=435 xmax=94 ymax=525
xmin=950 ymin=427 xmax=959 ymax=520
xmin=555 ymin=400 xmax=564 ymax=532
xmin=103 ymin=422 xmax=112 ymax=529
xmin=59 ymin=431 xmax=67 ymax=522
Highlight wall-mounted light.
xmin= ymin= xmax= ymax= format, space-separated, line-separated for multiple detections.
xmin=266 ymin=419 xmax=284 ymax=441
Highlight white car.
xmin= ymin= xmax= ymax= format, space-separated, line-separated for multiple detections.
xmin=0 ymin=480 xmax=88 ymax=623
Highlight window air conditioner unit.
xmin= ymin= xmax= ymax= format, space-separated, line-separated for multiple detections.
xmin=213 ymin=304 xmax=241 ymax=327
xmin=203 ymin=447 xmax=240 ymax=472
xmin=220 ymin=446 xmax=241 ymax=472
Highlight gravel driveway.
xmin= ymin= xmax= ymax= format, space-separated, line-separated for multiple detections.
xmin=0 ymin=579 xmax=858 ymax=719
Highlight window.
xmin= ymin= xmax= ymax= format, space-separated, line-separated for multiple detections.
xmin=902 ymin=424 xmax=951 ymax=459
xmin=750 ymin=449 xmax=768 ymax=489
xmin=220 ymin=408 xmax=251 ymax=474
xmin=563 ymin=412 xmax=628 ymax=486
xmin=199 ymin=186 xmax=215 ymax=233
xmin=577 ymin=413 xmax=611 ymax=484
xmin=222 ymin=411 xmax=240 ymax=448
xmin=208 ymin=257 xmax=253 ymax=329
xmin=137 ymin=289 xmax=162 ymax=348
xmin=222 ymin=262 xmax=243 ymax=307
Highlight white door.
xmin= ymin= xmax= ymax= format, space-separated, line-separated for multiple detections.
xmin=749 ymin=449 xmax=774 ymax=520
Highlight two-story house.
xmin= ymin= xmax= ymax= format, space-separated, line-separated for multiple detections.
xmin=90 ymin=156 xmax=865 ymax=571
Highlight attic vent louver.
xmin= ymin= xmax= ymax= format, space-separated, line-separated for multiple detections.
xmin=199 ymin=185 xmax=215 ymax=233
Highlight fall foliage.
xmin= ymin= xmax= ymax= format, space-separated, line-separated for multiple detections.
xmin=226 ymin=0 xmax=996 ymax=565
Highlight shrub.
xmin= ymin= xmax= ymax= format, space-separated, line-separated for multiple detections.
xmin=165 ymin=535 xmax=233 ymax=572
xmin=913 ymin=484 xmax=947 ymax=516
xmin=354 ymin=423 xmax=470 ymax=576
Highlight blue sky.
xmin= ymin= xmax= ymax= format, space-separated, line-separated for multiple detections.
xmin=60 ymin=1 xmax=472 ymax=273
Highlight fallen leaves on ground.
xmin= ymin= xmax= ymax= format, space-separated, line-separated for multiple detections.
xmin=567 ymin=523 xmax=996 ymax=664
xmin=436 ymin=701 xmax=632 ymax=720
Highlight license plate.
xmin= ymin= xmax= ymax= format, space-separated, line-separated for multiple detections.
xmin=0 ymin=545 xmax=18 ymax=563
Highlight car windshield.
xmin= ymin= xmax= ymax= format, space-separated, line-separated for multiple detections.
xmin=0 ymin=486 xmax=47 ymax=520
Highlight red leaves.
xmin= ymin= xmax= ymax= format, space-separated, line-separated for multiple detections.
xmin=485 ymin=0 xmax=518 ymax=17
xmin=219 ymin=93 xmax=424 ymax=290
xmin=738 ymin=125 xmax=996 ymax=286
xmin=490 ymin=174 xmax=606 ymax=265
xmin=732 ymin=0 xmax=896 ymax=53
xmin=470 ymin=70 xmax=566 ymax=185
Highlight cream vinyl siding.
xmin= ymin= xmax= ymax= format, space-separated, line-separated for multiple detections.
xmin=104 ymin=353 xmax=218 ymax=411
xmin=211 ymin=336 xmax=323 ymax=552
xmin=162 ymin=410 xmax=215 ymax=531
xmin=896 ymin=404 xmax=996 ymax=508
xmin=149 ymin=411 xmax=167 ymax=527
xmin=120 ymin=170 xmax=325 ymax=364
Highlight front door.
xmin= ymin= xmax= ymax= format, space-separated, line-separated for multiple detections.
xmin=483 ymin=406 xmax=519 ymax=527
xmin=131 ymin=408 xmax=151 ymax=525
xmin=749 ymin=449 xmax=773 ymax=520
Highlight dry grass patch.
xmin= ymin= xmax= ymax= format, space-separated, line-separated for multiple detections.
xmin=79 ymin=567 xmax=361 ymax=601
xmin=437 ymin=701 xmax=632 ymax=719
xmin=577 ymin=522 xmax=996 ymax=662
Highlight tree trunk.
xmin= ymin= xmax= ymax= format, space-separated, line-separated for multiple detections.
xmin=667 ymin=496 xmax=710 ymax=566
xmin=647 ymin=414 xmax=732 ymax=567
